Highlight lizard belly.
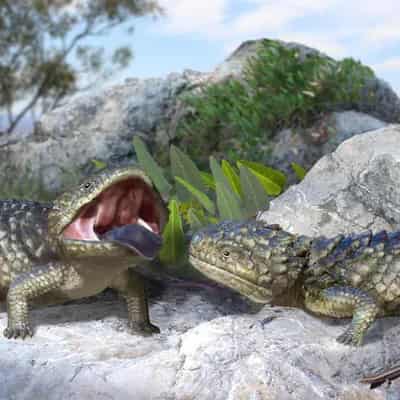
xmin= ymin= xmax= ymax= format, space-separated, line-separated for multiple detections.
xmin=55 ymin=260 xmax=132 ymax=301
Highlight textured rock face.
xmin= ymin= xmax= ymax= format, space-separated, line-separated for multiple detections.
xmin=259 ymin=124 xmax=400 ymax=237
xmin=1 ymin=39 xmax=399 ymax=194
xmin=3 ymin=127 xmax=400 ymax=399
xmin=0 ymin=71 xmax=209 ymax=193
xmin=269 ymin=110 xmax=387 ymax=182
xmin=0 ymin=285 xmax=394 ymax=400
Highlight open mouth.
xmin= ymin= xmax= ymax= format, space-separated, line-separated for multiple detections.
xmin=62 ymin=178 xmax=163 ymax=259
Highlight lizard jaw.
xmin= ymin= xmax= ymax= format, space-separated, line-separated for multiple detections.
xmin=189 ymin=255 xmax=272 ymax=303
xmin=61 ymin=177 xmax=163 ymax=257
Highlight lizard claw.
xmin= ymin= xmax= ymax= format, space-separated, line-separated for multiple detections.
xmin=128 ymin=321 xmax=160 ymax=336
xmin=4 ymin=323 xmax=33 ymax=339
xmin=336 ymin=329 xmax=362 ymax=346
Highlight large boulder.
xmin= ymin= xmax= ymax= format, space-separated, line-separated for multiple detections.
xmin=2 ymin=128 xmax=400 ymax=399
xmin=0 ymin=285 xmax=395 ymax=400
xmin=0 ymin=71 xmax=210 ymax=193
xmin=1 ymin=39 xmax=399 ymax=195
xmin=259 ymin=124 xmax=400 ymax=237
xmin=268 ymin=110 xmax=387 ymax=182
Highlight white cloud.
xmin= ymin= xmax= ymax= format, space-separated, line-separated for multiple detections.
xmin=156 ymin=0 xmax=400 ymax=88
xmin=231 ymin=0 xmax=338 ymax=36
xmin=158 ymin=0 xmax=400 ymax=51
xmin=157 ymin=0 xmax=228 ymax=36
xmin=364 ymin=23 xmax=400 ymax=45
xmin=373 ymin=57 xmax=400 ymax=72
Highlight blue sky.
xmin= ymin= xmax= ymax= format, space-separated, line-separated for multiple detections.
xmin=100 ymin=0 xmax=400 ymax=95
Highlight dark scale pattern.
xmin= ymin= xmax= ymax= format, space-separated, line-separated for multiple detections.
xmin=0 ymin=201 xmax=54 ymax=286
xmin=306 ymin=230 xmax=400 ymax=312
xmin=189 ymin=220 xmax=400 ymax=346
xmin=0 ymin=166 xmax=166 ymax=339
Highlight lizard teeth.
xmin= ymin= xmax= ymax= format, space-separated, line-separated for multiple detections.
xmin=137 ymin=218 xmax=153 ymax=232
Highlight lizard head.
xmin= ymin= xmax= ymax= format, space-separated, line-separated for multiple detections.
xmin=189 ymin=220 xmax=311 ymax=304
xmin=48 ymin=166 xmax=166 ymax=260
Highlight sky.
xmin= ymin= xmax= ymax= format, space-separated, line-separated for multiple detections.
xmin=101 ymin=0 xmax=400 ymax=95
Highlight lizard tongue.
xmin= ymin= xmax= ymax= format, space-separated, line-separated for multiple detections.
xmin=101 ymin=223 xmax=162 ymax=260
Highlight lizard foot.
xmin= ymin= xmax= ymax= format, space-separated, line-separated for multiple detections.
xmin=4 ymin=323 xmax=33 ymax=339
xmin=336 ymin=329 xmax=362 ymax=346
xmin=129 ymin=321 xmax=160 ymax=336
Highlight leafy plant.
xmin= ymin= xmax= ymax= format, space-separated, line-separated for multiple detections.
xmin=0 ymin=1 xmax=162 ymax=134
xmin=175 ymin=39 xmax=375 ymax=164
xmin=133 ymin=138 xmax=307 ymax=264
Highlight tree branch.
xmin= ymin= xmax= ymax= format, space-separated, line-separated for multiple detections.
xmin=6 ymin=23 xmax=93 ymax=133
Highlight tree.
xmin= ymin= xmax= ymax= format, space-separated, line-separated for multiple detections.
xmin=0 ymin=0 xmax=162 ymax=134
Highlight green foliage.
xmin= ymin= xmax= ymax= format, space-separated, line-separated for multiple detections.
xmin=132 ymin=136 xmax=172 ymax=198
xmin=159 ymin=199 xmax=185 ymax=265
xmin=175 ymin=176 xmax=215 ymax=214
xmin=170 ymin=145 xmax=205 ymax=201
xmin=237 ymin=160 xmax=285 ymax=195
xmin=291 ymin=162 xmax=307 ymax=180
xmin=0 ymin=0 xmax=161 ymax=133
xmin=239 ymin=165 xmax=268 ymax=217
xmin=221 ymin=160 xmax=241 ymax=196
xmin=177 ymin=39 xmax=375 ymax=164
xmin=210 ymin=157 xmax=243 ymax=221
xmin=133 ymin=138 xmax=302 ymax=264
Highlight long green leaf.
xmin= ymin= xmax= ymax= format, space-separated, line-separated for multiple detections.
xmin=237 ymin=160 xmax=286 ymax=188
xmin=175 ymin=176 xmax=215 ymax=214
xmin=170 ymin=145 xmax=206 ymax=202
xmin=187 ymin=207 xmax=205 ymax=230
xmin=200 ymin=171 xmax=216 ymax=191
xmin=159 ymin=199 xmax=185 ymax=265
xmin=221 ymin=160 xmax=241 ymax=196
xmin=291 ymin=162 xmax=307 ymax=181
xmin=237 ymin=161 xmax=282 ymax=196
xmin=210 ymin=157 xmax=243 ymax=220
xmin=239 ymin=165 xmax=269 ymax=217
xmin=132 ymin=137 xmax=172 ymax=197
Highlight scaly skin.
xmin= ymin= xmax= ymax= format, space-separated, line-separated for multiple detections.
xmin=189 ymin=220 xmax=400 ymax=346
xmin=0 ymin=166 xmax=166 ymax=339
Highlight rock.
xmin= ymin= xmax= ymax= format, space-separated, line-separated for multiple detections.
xmin=259 ymin=124 xmax=400 ymax=237
xmin=3 ymin=128 xmax=400 ymax=399
xmin=0 ymin=284 xmax=392 ymax=400
xmin=269 ymin=111 xmax=387 ymax=183
xmin=215 ymin=39 xmax=400 ymax=123
xmin=1 ymin=39 xmax=399 ymax=195
xmin=0 ymin=71 xmax=211 ymax=193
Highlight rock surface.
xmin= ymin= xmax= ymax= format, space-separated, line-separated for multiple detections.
xmin=1 ymin=39 xmax=399 ymax=194
xmin=0 ymin=70 xmax=210 ymax=193
xmin=259 ymin=124 xmax=400 ymax=237
xmin=269 ymin=110 xmax=387 ymax=182
xmin=0 ymin=284 xmax=396 ymax=400
xmin=3 ymin=126 xmax=400 ymax=399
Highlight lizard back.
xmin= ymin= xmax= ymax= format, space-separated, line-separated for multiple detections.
xmin=306 ymin=230 xmax=400 ymax=313
xmin=0 ymin=200 xmax=55 ymax=291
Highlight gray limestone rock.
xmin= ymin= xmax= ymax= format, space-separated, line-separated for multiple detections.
xmin=1 ymin=39 xmax=399 ymax=195
xmin=269 ymin=110 xmax=387 ymax=183
xmin=259 ymin=124 xmax=400 ymax=237
xmin=0 ymin=284 xmax=394 ymax=400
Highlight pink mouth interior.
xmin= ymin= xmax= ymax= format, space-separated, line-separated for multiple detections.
xmin=63 ymin=178 xmax=161 ymax=241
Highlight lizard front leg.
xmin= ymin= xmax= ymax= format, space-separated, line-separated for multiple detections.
xmin=4 ymin=262 xmax=65 ymax=339
xmin=111 ymin=269 xmax=160 ymax=336
xmin=304 ymin=286 xmax=379 ymax=346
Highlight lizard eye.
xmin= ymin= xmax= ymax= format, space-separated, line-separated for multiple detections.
xmin=222 ymin=250 xmax=230 ymax=258
xmin=84 ymin=182 xmax=92 ymax=189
